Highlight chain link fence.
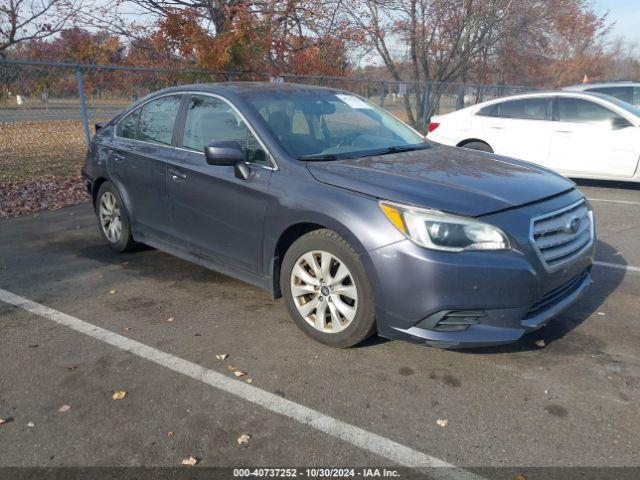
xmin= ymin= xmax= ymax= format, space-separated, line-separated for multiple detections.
xmin=0 ymin=58 xmax=534 ymax=140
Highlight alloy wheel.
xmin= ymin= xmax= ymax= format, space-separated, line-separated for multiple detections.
xmin=99 ymin=191 xmax=122 ymax=243
xmin=290 ymin=250 xmax=358 ymax=333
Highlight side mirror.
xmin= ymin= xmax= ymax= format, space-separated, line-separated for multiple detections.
xmin=204 ymin=141 xmax=245 ymax=166
xmin=611 ymin=117 xmax=632 ymax=130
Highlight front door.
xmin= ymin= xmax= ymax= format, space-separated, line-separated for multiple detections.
xmin=549 ymin=97 xmax=639 ymax=178
xmin=167 ymin=94 xmax=273 ymax=275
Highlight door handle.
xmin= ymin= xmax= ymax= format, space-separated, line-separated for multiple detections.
xmin=169 ymin=168 xmax=187 ymax=181
xmin=554 ymin=130 xmax=573 ymax=134
xmin=488 ymin=125 xmax=505 ymax=130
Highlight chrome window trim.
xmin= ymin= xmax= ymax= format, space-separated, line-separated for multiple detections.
xmin=113 ymin=90 xmax=278 ymax=170
xmin=113 ymin=92 xmax=183 ymax=146
xmin=529 ymin=199 xmax=594 ymax=272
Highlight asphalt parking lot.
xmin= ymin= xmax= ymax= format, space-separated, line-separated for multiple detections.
xmin=1 ymin=180 xmax=639 ymax=478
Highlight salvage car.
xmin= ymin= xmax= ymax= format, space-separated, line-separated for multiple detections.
xmin=83 ymin=83 xmax=595 ymax=348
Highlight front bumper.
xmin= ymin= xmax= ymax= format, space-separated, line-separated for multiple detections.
xmin=366 ymin=190 xmax=596 ymax=348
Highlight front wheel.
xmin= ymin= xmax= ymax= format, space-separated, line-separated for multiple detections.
xmin=281 ymin=229 xmax=377 ymax=348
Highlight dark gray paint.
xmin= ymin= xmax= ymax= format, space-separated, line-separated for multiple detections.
xmin=83 ymin=82 xmax=595 ymax=348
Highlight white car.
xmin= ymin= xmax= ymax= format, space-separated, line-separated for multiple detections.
xmin=427 ymin=91 xmax=640 ymax=182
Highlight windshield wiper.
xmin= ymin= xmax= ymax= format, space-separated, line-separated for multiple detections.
xmin=366 ymin=144 xmax=431 ymax=157
xmin=298 ymin=153 xmax=342 ymax=161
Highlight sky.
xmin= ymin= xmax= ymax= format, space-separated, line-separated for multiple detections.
xmin=595 ymin=0 xmax=640 ymax=45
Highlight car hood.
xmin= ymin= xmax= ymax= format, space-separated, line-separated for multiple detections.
xmin=306 ymin=145 xmax=574 ymax=217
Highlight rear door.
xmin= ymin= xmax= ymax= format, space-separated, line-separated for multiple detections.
xmin=112 ymin=95 xmax=182 ymax=239
xmin=548 ymin=96 xmax=639 ymax=178
xmin=479 ymin=97 xmax=553 ymax=165
xmin=167 ymin=94 xmax=273 ymax=275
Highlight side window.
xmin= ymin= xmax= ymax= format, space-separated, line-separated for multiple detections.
xmin=556 ymin=98 xmax=624 ymax=123
xmin=116 ymin=108 xmax=141 ymax=139
xmin=182 ymin=95 xmax=268 ymax=166
xmin=136 ymin=96 xmax=181 ymax=145
xmin=589 ymin=86 xmax=633 ymax=104
xmin=497 ymin=98 xmax=548 ymax=120
xmin=476 ymin=103 xmax=499 ymax=117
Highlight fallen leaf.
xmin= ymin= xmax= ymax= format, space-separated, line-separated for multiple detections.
xmin=121 ymin=327 xmax=131 ymax=331
xmin=181 ymin=456 xmax=198 ymax=466
xmin=167 ymin=317 xmax=175 ymax=322
xmin=58 ymin=404 xmax=71 ymax=413
xmin=234 ymin=370 xmax=247 ymax=378
xmin=66 ymin=365 xmax=78 ymax=371
xmin=436 ymin=418 xmax=448 ymax=428
xmin=26 ymin=421 xmax=35 ymax=427
xmin=597 ymin=312 xmax=606 ymax=316
xmin=534 ymin=340 xmax=546 ymax=348
xmin=216 ymin=353 xmax=228 ymax=360
xmin=237 ymin=433 xmax=251 ymax=445
xmin=0 ymin=418 xmax=6 ymax=425
xmin=245 ymin=378 xmax=253 ymax=384
xmin=109 ymin=289 xmax=117 ymax=295
xmin=227 ymin=365 xmax=237 ymax=371
xmin=515 ymin=474 xmax=527 ymax=480
xmin=167 ymin=431 xmax=174 ymax=437
xmin=121 ymin=261 xmax=129 ymax=266
xmin=112 ymin=390 xmax=127 ymax=400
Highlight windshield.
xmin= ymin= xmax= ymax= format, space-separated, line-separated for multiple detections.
xmin=241 ymin=89 xmax=426 ymax=159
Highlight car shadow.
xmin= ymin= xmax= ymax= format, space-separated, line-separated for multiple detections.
xmin=455 ymin=240 xmax=625 ymax=354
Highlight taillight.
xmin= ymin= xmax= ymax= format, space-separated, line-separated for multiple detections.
xmin=428 ymin=122 xmax=440 ymax=133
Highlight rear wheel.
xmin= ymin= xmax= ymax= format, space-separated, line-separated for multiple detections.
xmin=460 ymin=141 xmax=493 ymax=153
xmin=281 ymin=229 xmax=376 ymax=348
xmin=96 ymin=182 xmax=138 ymax=253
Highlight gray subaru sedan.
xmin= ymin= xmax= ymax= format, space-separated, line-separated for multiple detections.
xmin=82 ymin=83 xmax=595 ymax=349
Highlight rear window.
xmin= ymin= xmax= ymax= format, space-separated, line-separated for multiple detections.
xmin=136 ymin=96 xmax=181 ymax=145
xmin=116 ymin=109 xmax=140 ymax=139
xmin=476 ymin=104 xmax=499 ymax=117
xmin=496 ymin=98 xmax=549 ymax=120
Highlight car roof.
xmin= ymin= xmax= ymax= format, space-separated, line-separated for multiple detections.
xmin=146 ymin=82 xmax=344 ymax=97
xmin=471 ymin=89 xmax=607 ymax=105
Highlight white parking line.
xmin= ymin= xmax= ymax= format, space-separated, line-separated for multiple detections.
xmin=594 ymin=261 xmax=640 ymax=274
xmin=587 ymin=198 xmax=640 ymax=206
xmin=0 ymin=288 xmax=482 ymax=480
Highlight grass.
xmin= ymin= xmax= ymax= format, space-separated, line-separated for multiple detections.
xmin=0 ymin=120 xmax=89 ymax=183
xmin=0 ymin=120 xmax=91 ymax=218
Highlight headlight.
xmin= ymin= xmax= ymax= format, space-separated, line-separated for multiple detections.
xmin=380 ymin=201 xmax=510 ymax=252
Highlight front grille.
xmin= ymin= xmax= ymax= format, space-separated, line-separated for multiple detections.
xmin=531 ymin=200 xmax=593 ymax=269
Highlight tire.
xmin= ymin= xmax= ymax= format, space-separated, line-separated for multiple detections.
xmin=281 ymin=229 xmax=377 ymax=348
xmin=460 ymin=141 xmax=493 ymax=153
xmin=95 ymin=181 xmax=138 ymax=253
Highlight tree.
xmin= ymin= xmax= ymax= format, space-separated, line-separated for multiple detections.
xmin=145 ymin=0 xmax=354 ymax=73
xmin=342 ymin=0 xmax=614 ymax=130
xmin=0 ymin=0 xmax=85 ymax=57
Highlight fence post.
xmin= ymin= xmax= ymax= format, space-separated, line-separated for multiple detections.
xmin=421 ymin=83 xmax=431 ymax=132
xmin=75 ymin=67 xmax=91 ymax=147
xmin=380 ymin=82 xmax=386 ymax=107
